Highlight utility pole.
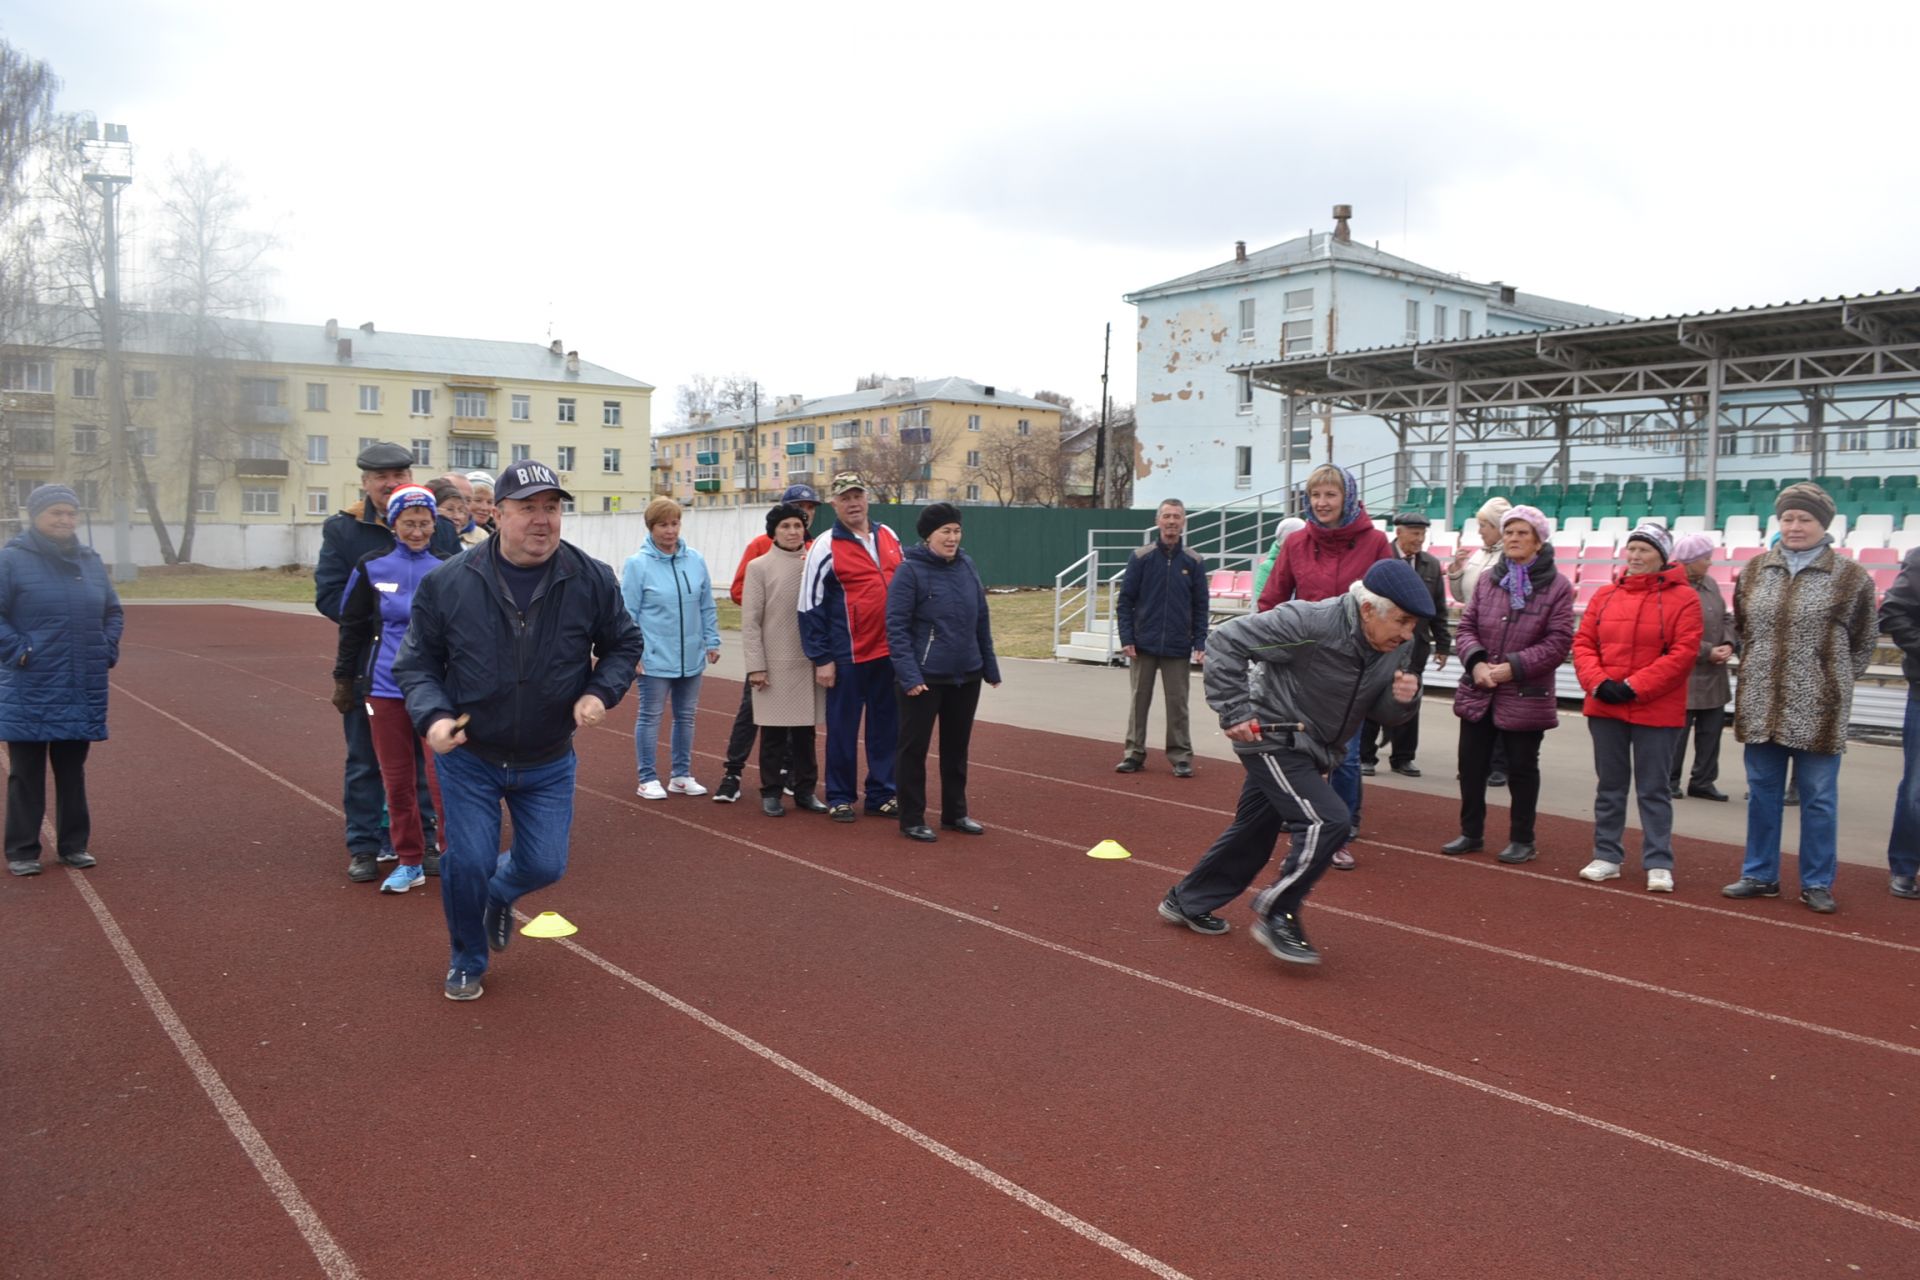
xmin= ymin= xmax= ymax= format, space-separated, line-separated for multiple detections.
xmin=80 ymin=122 xmax=136 ymax=583
xmin=1093 ymin=322 xmax=1110 ymax=509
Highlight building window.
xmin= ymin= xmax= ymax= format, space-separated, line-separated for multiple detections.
xmin=130 ymin=369 xmax=159 ymax=399
xmin=358 ymin=436 xmax=380 ymax=455
xmin=1017 ymin=419 xmax=1030 ymax=436
xmin=358 ymin=386 xmax=380 ymax=413
xmin=1838 ymin=428 xmax=1871 ymax=452
xmin=448 ymin=441 xmax=498 ymax=471
xmin=555 ymin=446 xmax=575 ymax=471
xmin=1458 ymin=311 xmax=1473 ymax=339
xmin=557 ymin=398 xmax=576 ymax=424
xmin=1235 ymin=371 xmax=1253 ymax=414
xmin=1234 ymin=444 xmax=1253 ymax=489
xmin=966 ymin=449 xmax=981 ymax=468
xmin=1282 ymin=319 xmax=1313 ymax=355
xmin=1433 ymin=305 xmax=1448 ymax=338
xmin=241 ymin=378 xmax=280 ymax=406
xmin=602 ymin=401 xmax=622 ymax=427
xmin=410 ymin=388 xmax=432 ymax=416
xmin=195 ymin=488 xmax=217 ymax=514
xmin=306 ymin=488 xmax=331 ymax=516
xmin=603 ymin=448 xmax=622 ymax=473
xmin=241 ymin=486 xmax=280 ymax=515
xmin=913 ymin=482 xmax=928 ymax=501
xmin=1891 ymin=425 xmax=1917 ymax=451
xmin=11 ymin=415 xmax=52 ymax=453
xmin=72 ymin=366 xmax=97 ymax=398
xmin=511 ymin=443 xmax=531 ymax=463
xmin=240 ymin=432 xmax=277 ymax=459
xmin=1238 ymin=298 xmax=1255 ymax=341
xmin=510 ymin=394 xmax=530 ymax=422
xmin=411 ymin=439 xmax=432 ymax=467
xmin=72 ymin=426 xmax=99 ymax=455
xmin=1717 ymin=433 xmax=1738 ymax=457
xmin=1284 ymin=288 xmax=1313 ymax=312
xmin=1 ymin=359 xmax=54 ymax=391
xmin=307 ymin=435 xmax=328 ymax=464
xmin=307 ymin=382 xmax=328 ymax=411
xmin=454 ymin=390 xmax=488 ymax=419
xmin=1753 ymin=433 xmax=1781 ymax=456
xmin=968 ymin=414 xmax=981 ymax=432
xmin=74 ymin=480 xmax=101 ymax=511
xmin=1405 ymin=300 xmax=1420 ymax=342
xmin=561 ymin=497 xmax=576 ymax=514
xmin=965 ymin=483 xmax=980 ymax=502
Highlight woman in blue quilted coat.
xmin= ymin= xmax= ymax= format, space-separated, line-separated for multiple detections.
xmin=1 ymin=485 xmax=124 ymax=876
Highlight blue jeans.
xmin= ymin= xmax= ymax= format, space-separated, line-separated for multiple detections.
xmin=1888 ymin=699 xmax=1920 ymax=878
xmin=1329 ymin=729 xmax=1363 ymax=844
xmin=1742 ymin=742 xmax=1842 ymax=890
xmin=436 ymin=747 xmax=577 ymax=977
xmin=634 ymin=672 xmax=704 ymax=782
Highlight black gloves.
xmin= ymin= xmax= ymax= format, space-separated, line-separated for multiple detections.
xmin=1595 ymin=679 xmax=1636 ymax=704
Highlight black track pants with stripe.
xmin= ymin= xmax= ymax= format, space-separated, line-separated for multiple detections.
xmin=1171 ymin=749 xmax=1352 ymax=922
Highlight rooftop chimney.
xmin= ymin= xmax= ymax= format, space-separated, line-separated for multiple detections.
xmin=337 ymin=337 xmax=352 ymax=361
xmin=1331 ymin=204 xmax=1352 ymax=244
xmin=566 ymin=350 xmax=580 ymax=374
xmin=1234 ymin=240 xmax=1247 ymax=263
xmin=549 ymin=339 xmax=563 ymax=356
xmin=324 ymin=318 xmax=338 ymax=341
xmin=359 ymin=321 xmax=375 ymax=334
xmin=1492 ymin=281 xmax=1517 ymax=304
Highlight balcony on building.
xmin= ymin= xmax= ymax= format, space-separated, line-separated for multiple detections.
xmin=695 ymin=450 xmax=720 ymax=466
xmin=900 ymin=426 xmax=932 ymax=445
xmin=447 ymin=379 xmax=499 ymax=435
xmin=234 ymin=458 xmax=290 ymax=478
xmin=785 ymin=440 xmax=814 ymax=455
xmin=694 ymin=465 xmax=722 ymax=493
xmin=693 ymin=479 xmax=721 ymax=492
xmin=241 ymin=403 xmax=292 ymax=426
xmin=787 ymin=457 xmax=816 ymax=477
xmin=653 ymin=455 xmax=673 ymax=471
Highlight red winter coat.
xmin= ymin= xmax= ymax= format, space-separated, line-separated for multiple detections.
xmin=1571 ymin=564 xmax=1704 ymax=728
xmin=1257 ymin=506 xmax=1392 ymax=610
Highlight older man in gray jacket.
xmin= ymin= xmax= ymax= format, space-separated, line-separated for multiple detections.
xmin=1158 ymin=559 xmax=1432 ymax=966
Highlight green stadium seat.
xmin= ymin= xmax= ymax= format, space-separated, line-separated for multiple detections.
xmin=1651 ymin=503 xmax=1682 ymax=522
xmin=1850 ymin=475 xmax=1882 ymax=492
xmin=1815 ymin=475 xmax=1845 ymax=491
xmin=1885 ymin=474 xmax=1917 ymax=492
xmin=1681 ymin=495 xmax=1708 ymax=517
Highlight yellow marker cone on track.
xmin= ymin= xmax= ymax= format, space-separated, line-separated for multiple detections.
xmin=520 ymin=911 xmax=578 ymax=939
xmin=1085 ymin=840 xmax=1132 ymax=860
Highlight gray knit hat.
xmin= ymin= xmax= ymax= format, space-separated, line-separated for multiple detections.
xmin=1775 ymin=482 xmax=1836 ymax=528
xmin=1625 ymin=521 xmax=1674 ymax=565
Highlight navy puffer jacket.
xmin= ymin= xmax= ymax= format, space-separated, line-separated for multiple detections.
xmin=886 ymin=544 xmax=1001 ymax=689
xmin=0 ymin=530 xmax=125 ymax=741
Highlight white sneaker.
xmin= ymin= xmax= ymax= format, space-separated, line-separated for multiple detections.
xmin=636 ymin=780 xmax=668 ymax=801
xmin=1578 ymin=859 xmax=1621 ymax=883
xmin=668 ymin=775 xmax=708 ymax=797
xmin=1647 ymin=869 xmax=1674 ymax=893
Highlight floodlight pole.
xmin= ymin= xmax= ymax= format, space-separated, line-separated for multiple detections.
xmin=82 ymin=126 xmax=136 ymax=583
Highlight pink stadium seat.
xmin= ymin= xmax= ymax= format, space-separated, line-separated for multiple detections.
xmin=1229 ymin=571 xmax=1254 ymax=599
xmin=1578 ymin=561 xmax=1617 ymax=584
xmin=1551 ymin=541 xmax=1580 ymax=560
xmin=1871 ymin=567 xmax=1899 ymax=591
xmin=1575 ymin=580 xmax=1606 ymax=607
xmin=1858 ymin=547 xmax=1899 ymax=566
xmin=1208 ymin=570 xmax=1234 ymax=596
xmin=1731 ymin=546 xmax=1763 ymax=563
xmin=1709 ymin=564 xmax=1738 ymax=588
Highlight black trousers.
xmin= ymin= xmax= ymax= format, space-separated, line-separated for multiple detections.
xmin=893 ymin=678 xmax=983 ymax=828
xmin=723 ymin=681 xmax=758 ymax=777
xmin=1173 ymin=750 xmax=1351 ymax=922
xmin=756 ymin=725 xmax=819 ymax=798
xmin=1668 ymin=706 xmax=1726 ymax=790
xmin=1457 ymin=716 xmax=1543 ymax=844
xmin=1360 ymin=712 xmax=1422 ymax=768
xmin=6 ymin=740 xmax=91 ymax=862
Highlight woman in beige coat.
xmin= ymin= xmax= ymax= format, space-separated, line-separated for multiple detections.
xmin=741 ymin=503 xmax=826 ymax=816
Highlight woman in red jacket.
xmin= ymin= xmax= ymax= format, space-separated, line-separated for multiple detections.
xmin=1570 ymin=522 xmax=1703 ymax=892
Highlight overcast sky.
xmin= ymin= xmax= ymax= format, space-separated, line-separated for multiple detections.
xmin=10 ymin=0 xmax=1920 ymax=422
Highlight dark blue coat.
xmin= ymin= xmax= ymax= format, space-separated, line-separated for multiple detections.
xmin=0 ymin=530 xmax=125 ymax=741
xmin=886 ymin=544 xmax=1001 ymax=689
xmin=1115 ymin=537 xmax=1210 ymax=658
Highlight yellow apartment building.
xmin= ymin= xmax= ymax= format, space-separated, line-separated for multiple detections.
xmin=651 ymin=377 xmax=1065 ymax=508
xmin=0 ymin=312 xmax=653 ymax=525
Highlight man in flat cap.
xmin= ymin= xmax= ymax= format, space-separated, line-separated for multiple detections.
xmin=315 ymin=441 xmax=459 ymax=884
xmin=1359 ymin=510 xmax=1450 ymax=778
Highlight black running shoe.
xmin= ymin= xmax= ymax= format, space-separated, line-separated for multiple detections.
xmin=1253 ymin=912 xmax=1321 ymax=966
xmin=484 ymin=898 xmax=513 ymax=952
xmin=1158 ymin=890 xmax=1229 ymax=935
xmin=714 ymin=774 xmax=742 ymax=804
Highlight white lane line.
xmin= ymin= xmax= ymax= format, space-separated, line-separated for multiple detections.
xmin=544 ymin=922 xmax=1193 ymax=1279
xmin=113 ymin=683 xmax=343 ymax=816
xmin=5 ymin=751 xmax=359 ymax=1280
xmin=971 ymin=825 xmax=1920 ymax=1058
xmin=106 ymin=697 xmax=1185 ymax=1277
xmin=581 ymin=783 xmax=1920 ymax=1236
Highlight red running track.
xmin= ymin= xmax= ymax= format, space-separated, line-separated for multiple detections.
xmin=4 ymin=605 xmax=1917 ymax=1278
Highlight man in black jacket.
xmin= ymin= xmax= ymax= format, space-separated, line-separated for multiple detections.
xmin=1879 ymin=546 xmax=1920 ymax=901
xmin=1114 ymin=499 xmax=1210 ymax=777
xmin=1359 ymin=511 xmax=1451 ymax=777
xmin=314 ymin=441 xmax=459 ymax=882
xmin=394 ymin=461 xmax=643 ymax=1001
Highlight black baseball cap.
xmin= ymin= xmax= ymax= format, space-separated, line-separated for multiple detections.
xmin=493 ymin=460 xmax=573 ymax=502
xmin=781 ymin=483 xmax=821 ymax=505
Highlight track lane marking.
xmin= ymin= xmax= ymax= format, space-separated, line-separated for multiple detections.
xmin=5 ymin=749 xmax=359 ymax=1280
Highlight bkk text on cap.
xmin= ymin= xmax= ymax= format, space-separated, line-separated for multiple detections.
xmin=494 ymin=460 xmax=573 ymax=502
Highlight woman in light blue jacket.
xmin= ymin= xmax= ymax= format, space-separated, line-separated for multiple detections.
xmin=621 ymin=498 xmax=720 ymax=799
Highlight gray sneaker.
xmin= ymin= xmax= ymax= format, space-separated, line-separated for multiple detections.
xmin=7 ymin=859 xmax=41 ymax=877
xmin=57 ymin=850 xmax=96 ymax=868
xmin=443 ymin=969 xmax=484 ymax=1001
xmin=1158 ymin=891 xmax=1229 ymax=935
xmin=1799 ymin=886 xmax=1837 ymax=914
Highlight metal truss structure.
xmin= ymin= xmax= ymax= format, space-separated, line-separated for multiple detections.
xmin=1236 ymin=290 xmax=1920 ymax=527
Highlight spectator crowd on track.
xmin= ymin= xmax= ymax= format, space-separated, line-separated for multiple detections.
xmin=8 ymin=444 xmax=1915 ymax=996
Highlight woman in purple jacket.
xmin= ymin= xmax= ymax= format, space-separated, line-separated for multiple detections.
xmin=1441 ymin=506 xmax=1575 ymax=865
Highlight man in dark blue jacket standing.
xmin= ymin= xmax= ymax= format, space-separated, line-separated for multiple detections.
xmin=393 ymin=461 xmax=643 ymax=1001
xmin=315 ymin=441 xmax=459 ymax=883
xmin=1114 ymin=499 xmax=1211 ymax=777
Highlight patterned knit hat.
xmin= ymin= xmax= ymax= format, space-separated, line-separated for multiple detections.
xmin=1625 ymin=521 xmax=1674 ymax=565
xmin=1775 ymin=482 xmax=1836 ymax=528
xmin=386 ymin=484 xmax=437 ymax=526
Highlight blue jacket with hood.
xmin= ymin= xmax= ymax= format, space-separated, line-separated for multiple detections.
xmin=620 ymin=537 xmax=720 ymax=679
xmin=0 ymin=529 xmax=124 ymax=741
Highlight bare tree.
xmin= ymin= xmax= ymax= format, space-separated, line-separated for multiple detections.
xmin=0 ymin=40 xmax=59 ymax=204
xmin=972 ymin=423 xmax=1029 ymax=506
xmin=840 ymin=415 xmax=953 ymax=504
xmin=0 ymin=41 xmax=61 ymax=534
xmin=151 ymin=152 xmax=277 ymax=561
xmin=675 ymin=372 xmax=758 ymax=424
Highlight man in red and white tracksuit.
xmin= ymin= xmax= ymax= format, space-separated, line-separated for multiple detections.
xmin=799 ymin=472 xmax=903 ymax=821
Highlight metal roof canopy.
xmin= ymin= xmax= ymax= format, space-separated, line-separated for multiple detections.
xmin=1237 ymin=289 xmax=1920 ymax=528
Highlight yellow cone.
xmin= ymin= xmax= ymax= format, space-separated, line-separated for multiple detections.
xmin=1085 ymin=839 xmax=1132 ymax=860
xmin=520 ymin=911 xmax=578 ymax=939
